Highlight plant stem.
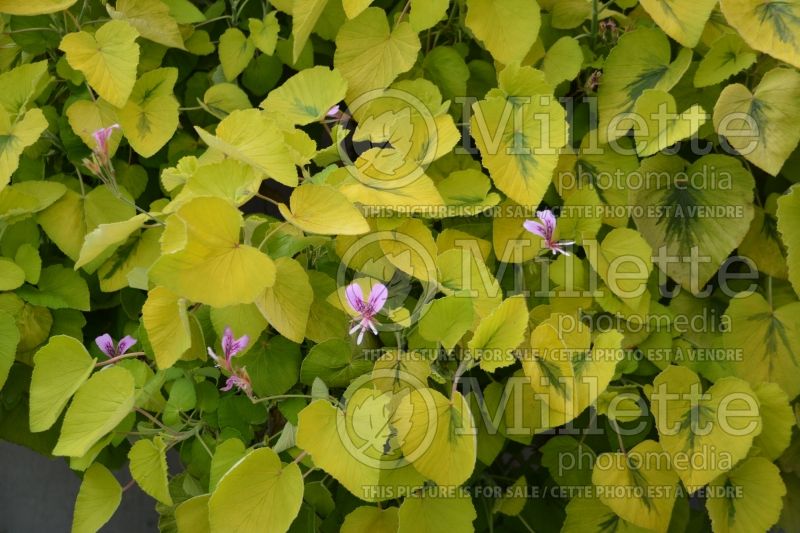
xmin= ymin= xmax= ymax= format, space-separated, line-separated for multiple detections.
xmin=96 ymin=351 xmax=146 ymax=367
xmin=293 ymin=450 xmax=309 ymax=464
xmin=254 ymin=192 xmax=282 ymax=207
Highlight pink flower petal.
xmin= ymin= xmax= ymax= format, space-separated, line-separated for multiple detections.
xmin=536 ymin=209 xmax=557 ymax=236
xmin=95 ymin=334 xmax=116 ymax=358
xmin=367 ymin=283 xmax=388 ymax=313
xmin=523 ymin=220 xmax=547 ymax=239
xmin=116 ymin=335 xmax=137 ymax=355
xmin=345 ymin=282 xmax=365 ymax=313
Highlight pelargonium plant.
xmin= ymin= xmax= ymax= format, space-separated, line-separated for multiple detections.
xmin=0 ymin=0 xmax=799 ymax=532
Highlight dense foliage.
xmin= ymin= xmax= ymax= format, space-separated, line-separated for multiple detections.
xmin=1 ymin=0 xmax=799 ymax=531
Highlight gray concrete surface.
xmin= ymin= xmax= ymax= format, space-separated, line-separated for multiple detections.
xmin=0 ymin=441 xmax=158 ymax=532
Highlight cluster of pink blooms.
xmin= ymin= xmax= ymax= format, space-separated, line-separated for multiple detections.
xmin=83 ymin=124 xmax=120 ymax=183
xmin=207 ymin=327 xmax=253 ymax=399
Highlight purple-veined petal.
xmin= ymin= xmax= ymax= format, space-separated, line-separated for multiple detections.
xmin=523 ymin=219 xmax=547 ymax=239
xmin=326 ymin=104 xmax=340 ymax=117
xmin=116 ymin=335 xmax=137 ymax=355
xmin=536 ymin=209 xmax=557 ymax=237
xmin=367 ymin=283 xmax=388 ymax=313
xmin=95 ymin=334 xmax=116 ymax=358
xmin=221 ymin=327 xmax=235 ymax=356
xmin=228 ymin=334 xmax=249 ymax=358
xmin=345 ymin=282 xmax=365 ymax=313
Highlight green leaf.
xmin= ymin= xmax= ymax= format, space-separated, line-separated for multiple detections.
xmin=586 ymin=227 xmax=653 ymax=311
xmin=208 ymin=447 xmax=304 ymax=533
xmin=175 ymin=495 xmax=211 ymax=533
xmin=53 ymin=365 xmax=136 ymax=457
xmin=248 ymin=12 xmax=279 ymax=55
xmin=468 ymin=295 xmax=528 ymax=372
xmin=108 ymin=0 xmax=185 ymax=49
xmin=752 ymin=382 xmax=794 ymax=460
xmin=141 ymin=286 xmax=192 ymax=370
xmin=72 ymin=463 xmax=122 ymax=533
xmin=75 ymin=214 xmax=146 ymax=271
xmin=17 ymin=265 xmax=90 ymax=311
xmin=218 ymin=28 xmax=254 ymax=81
xmin=723 ymin=292 xmax=800 ymax=399
xmin=261 ymin=66 xmax=347 ymax=126
xmin=194 ymin=109 xmax=298 ymax=187
xmin=0 ymin=257 xmax=25 ymax=290
xmin=342 ymin=506 xmax=399 ymax=533
xmin=542 ymin=36 xmax=583 ymax=87
xmin=632 ymin=154 xmax=754 ymax=295
xmin=409 ymin=0 xmax=448 ymax=31
xmin=631 ymin=89 xmax=706 ymax=156
xmin=38 ymin=185 xmax=136 ymax=262
xmin=118 ymin=67 xmax=179 ymax=157
xmin=0 ymin=310 xmax=20 ymax=389
xmin=209 ymin=438 xmax=246 ymax=491
xmin=29 ymin=335 xmax=96 ymax=432
xmin=713 ymin=67 xmax=800 ymax=175
xmin=597 ymin=27 xmax=691 ymax=144
xmin=15 ymin=243 xmax=41 ymax=284
xmin=0 ymin=0 xmax=77 ymax=15
xmin=592 ymin=439 xmax=679 ymax=533
xmin=129 ymin=436 xmax=172 ymax=505
xmin=149 ymin=197 xmax=277 ymax=308
xmin=694 ymin=34 xmax=756 ymax=87
xmin=255 ymin=257 xmax=313 ymax=343
xmin=397 ymin=488 xmax=477 ymax=533
xmin=721 ymin=0 xmax=800 ymax=69
xmin=777 ymin=184 xmax=800 ymax=297
xmin=300 ymin=338 xmax=372 ymax=387
xmin=0 ymin=60 xmax=50 ymax=118
xmin=59 ymin=20 xmax=140 ymax=108
xmin=639 ymin=0 xmax=717 ymax=47
xmin=418 ymin=295 xmax=474 ymax=351
xmin=465 ymin=0 xmax=540 ymax=65
xmin=651 ymin=365 xmax=762 ymax=491
xmin=292 ymin=0 xmax=329 ymax=63
xmin=334 ymin=8 xmax=421 ymax=102
xmin=393 ymin=389 xmax=477 ymax=487
xmin=278 ymin=183 xmax=369 ymax=235
xmin=706 ymin=457 xmax=787 ymax=533
xmin=0 ymin=107 xmax=48 ymax=193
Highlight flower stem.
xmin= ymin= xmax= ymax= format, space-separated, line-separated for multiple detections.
xmin=96 ymin=351 xmax=146 ymax=367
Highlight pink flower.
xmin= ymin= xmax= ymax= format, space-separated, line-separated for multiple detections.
xmin=222 ymin=368 xmax=254 ymax=399
xmin=345 ymin=282 xmax=388 ymax=345
xmin=523 ymin=209 xmax=574 ymax=256
xmin=92 ymin=124 xmax=119 ymax=161
xmin=207 ymin=327 xmax=249 ymax=374
xmin=326 ymin=104 xmax=340 ymax=118
xmin=95 ymin=334 xmax=137 ymax=358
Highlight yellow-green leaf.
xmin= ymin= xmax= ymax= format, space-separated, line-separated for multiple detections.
xmin=777 ymin=184 xmax=800 ymax=297
xmin=465 ymin=0 xmax=540 ymax=65
xmin=334 ymin=8 xmax=421 ymax=102
xmin=278 ymin=183 xmax=369 ymax=235
xmin=721 ymin=0 xmax=800 ymax=69
xmin=255 ymin=257 xmax=313 ymax=343
xmin=53 ymin=365 xmax=136 ymax=457
xmin=0 ymin=0 xmax=77 ymax=14
xmin=0 ymin=108 xmax=48 ymax=192
xmin=713 ymin=68 xmax=800 ymax=175
xmin=118 ymin=67 xmax=179 ymax=157
xmin=59 ymin=20 xmax=140 ymax=108
xmin=218 ymin=28 xmax=255 ymax=81
xmin=195 ymin=109 xmax=298 ymax=187
xmin=29 ymin=335 xmax=96 ymax=433
xmin=261 ymin=66 xmax=347 ymax=126
xmin=129 ymin=436 xmax=172 ymax=505
xmin=72 ymin=463 xmax=122 ymax=533
xmin=142 ymin=286 xmax=193 ymax=370
xmin=108 ymin=0 xmax=185 ymax=49
xmin=467 ymin=295 xmax=528 ymax=372
xmin=208 ymin=447 xmax=304 ymax=533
